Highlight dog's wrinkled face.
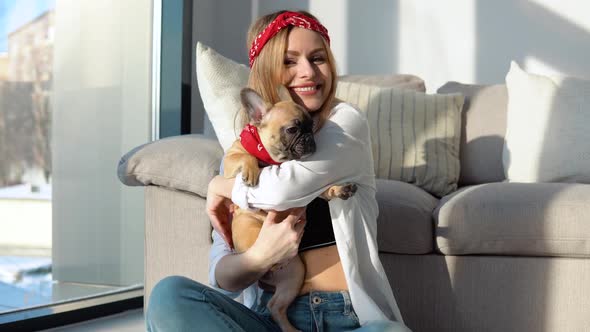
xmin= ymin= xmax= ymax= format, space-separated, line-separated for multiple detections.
xmin=260 ymin=101 xmax=315 ymax=162
xmin=241 ymin=88 xmax=316 ymax=163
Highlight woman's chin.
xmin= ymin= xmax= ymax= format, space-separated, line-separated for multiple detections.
xmin=300 ymin=99 xmax=324 ymax=112
xmin=290 ymin=93 xmax=325 ymax=112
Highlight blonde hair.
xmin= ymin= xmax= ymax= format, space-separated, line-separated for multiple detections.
xmin=238 ymin=10 xmax=338 ymax=132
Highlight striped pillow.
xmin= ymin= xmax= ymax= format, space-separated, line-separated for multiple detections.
xmin=336 ymin=81 xmax=464 ymax=197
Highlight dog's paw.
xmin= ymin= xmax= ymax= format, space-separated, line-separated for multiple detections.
xmin=335 ymin=183 xmax=357 ymax=200
xmin=321 ymin=183 xmax=358 ymax=201
xmin=241 ymin=162 xmax=261 ymax=187
xmin=241 ymin=173 xmax=259 ymax=187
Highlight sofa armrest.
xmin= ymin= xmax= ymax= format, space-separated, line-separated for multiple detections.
xmin=118 ymin=134 xmax=221 ymax=307
xmin=144 ymin=186 xmax=212 ymax=307
xmin=118 ymin=134 xmax=223 ymax=197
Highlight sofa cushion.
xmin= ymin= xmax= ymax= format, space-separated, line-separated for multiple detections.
xmin=437 ymin=82 xmax=507 ymax=186
xmin=434 ymin=182 xmax=590 ymax=257
xmin=503 ymin=61 xmax=590 ymax=183
xmin=118 ymin=134 xmax=223 ymax=197
xmin=339 ymin=81 xmax=464 ymax=197
xmin=376 ymin=178 xmax=438 ymax=254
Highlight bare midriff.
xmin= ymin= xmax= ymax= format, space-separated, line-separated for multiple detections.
xmin=298 ymin=244 xmax=347 ymax=295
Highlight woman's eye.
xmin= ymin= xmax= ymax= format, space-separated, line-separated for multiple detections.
xmin=311 ymin=56 xmax=325 ymax=64
xmin=284 ymin=58 xmax=296 ymax=66
xmin=286 ymin=126 xmax=299 ymax=134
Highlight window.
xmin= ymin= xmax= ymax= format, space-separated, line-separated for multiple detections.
xmin=0 ymin=0 xmax=150 ymax=327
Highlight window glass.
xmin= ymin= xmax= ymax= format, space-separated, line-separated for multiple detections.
xmin=0 ymin=0 xmax=147 ymax=315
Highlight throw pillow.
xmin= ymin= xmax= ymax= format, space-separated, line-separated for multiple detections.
xmin=195 ymin=42 xmax=249 ymax=151
xmin=336 ymin=81 xmax=464 ymax=197
xmin=503 ymin=61 xmax=590 ymax=183
xmin=118 ymin=134 xmax=223 ymax=197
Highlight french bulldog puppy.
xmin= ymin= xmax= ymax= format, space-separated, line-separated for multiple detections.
xmin=223 ymin=87 xmax=356 ymax=332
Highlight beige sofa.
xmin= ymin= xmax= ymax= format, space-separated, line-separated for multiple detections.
xmin=119 ymin=77 xmax=590 ymax=332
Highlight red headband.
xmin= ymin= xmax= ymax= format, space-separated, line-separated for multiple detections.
xmin=249 ymin=11 xmax=330 ymax=67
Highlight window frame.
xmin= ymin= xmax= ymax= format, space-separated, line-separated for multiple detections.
xmin=0 ymin=287 xmax=142 ymax=330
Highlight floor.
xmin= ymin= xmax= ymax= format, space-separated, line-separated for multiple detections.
xmin=43 ymin=309 xmax=144 ymax=332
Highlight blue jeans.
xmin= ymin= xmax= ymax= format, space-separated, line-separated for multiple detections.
xmin=146 ymin=276 xmax=409 ymax=332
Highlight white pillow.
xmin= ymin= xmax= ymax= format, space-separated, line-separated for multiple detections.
xmin=503 ymin=61 xmax=590 ymax=183
xmin=195 ymin=42 xmax=249 ymax=151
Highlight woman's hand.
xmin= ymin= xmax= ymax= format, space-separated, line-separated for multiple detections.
xmin=245 ymin=207 xmax=307 ymax=269
xmin=206 ymin=191 xmax=234 ymax=249
xmin=206 ymin=176 xmax=236 ymax=248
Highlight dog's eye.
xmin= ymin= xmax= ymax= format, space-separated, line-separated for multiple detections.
xmin=286 ymin=126 xmax=299 ymax=134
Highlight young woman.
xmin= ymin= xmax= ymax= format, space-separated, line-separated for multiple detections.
xmin=146 ymin=10 xmax=412 ymax=332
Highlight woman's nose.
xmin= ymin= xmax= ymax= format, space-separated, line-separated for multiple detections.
xmin=297 ymin=59 xmax=315 ymax=79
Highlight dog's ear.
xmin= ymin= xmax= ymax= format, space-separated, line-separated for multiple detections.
xmin=240 ymin=88 xmax=269 ymax=124
xmin=277 ymin=85 xmax=293 ymax=102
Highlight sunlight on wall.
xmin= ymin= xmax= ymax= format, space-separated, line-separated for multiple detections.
xmin=398 ymin=1 xmax=476 ymax=92
xmin=530 ymin=0 xmax=590 ymax=33
xmin=523 ymin=56 xmax=564 ymax=77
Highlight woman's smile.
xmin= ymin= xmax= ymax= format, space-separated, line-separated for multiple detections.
xmin=291 ymin=83 xmax=322 ymax=96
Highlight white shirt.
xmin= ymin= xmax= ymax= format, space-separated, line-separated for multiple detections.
xmin=208 ymin=102 xmax=404 ymax=326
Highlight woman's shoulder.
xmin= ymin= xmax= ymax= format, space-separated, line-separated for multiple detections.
xmin=321 ymin=100 xmax=370 ymax=139
xmin=330 ymin=100 xmax=367 ymax=121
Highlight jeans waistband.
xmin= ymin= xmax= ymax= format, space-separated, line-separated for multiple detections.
xmin=260 ymin=290 xmax=353 ymax=314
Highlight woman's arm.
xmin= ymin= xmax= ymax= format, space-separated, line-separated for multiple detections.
xmin=233 ymin=104 xmax=373 ymax=211
xmin=206 ymin=176 xmax=236 ymax=247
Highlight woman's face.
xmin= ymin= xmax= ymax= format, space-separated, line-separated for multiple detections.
xmin=282 ymin=27 xmax=333 ymax=113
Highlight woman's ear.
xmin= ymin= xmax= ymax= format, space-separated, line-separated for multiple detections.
xmin=240 ymin=88 xmax=270 ymax=124
xmin=277 ymin=85 xmax=293 ymax=102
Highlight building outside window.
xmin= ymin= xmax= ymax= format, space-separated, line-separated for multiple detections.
xmin=1 ymin=0 xmax=55 ymax=312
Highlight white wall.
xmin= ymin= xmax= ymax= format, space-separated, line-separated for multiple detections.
xmin=395 ymin=0 xmax=590 ymax=92
xmin=311 ymin=0 xmax=590 ymax=92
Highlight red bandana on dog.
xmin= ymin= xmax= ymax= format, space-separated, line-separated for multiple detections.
xmin=239 ymin=124 xmax=281 ymax=166
xmin=249 ymin=11 xmax=330 ymax=67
